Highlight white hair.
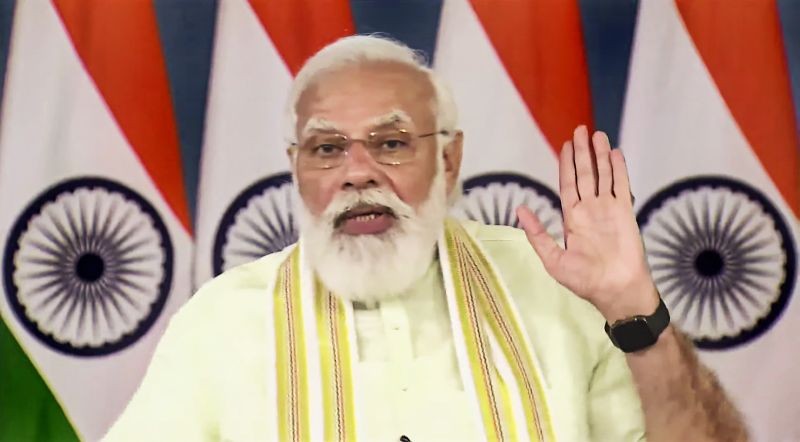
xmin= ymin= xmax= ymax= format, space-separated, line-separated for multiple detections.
xmin=285 ymin=34 xmax=459 ymax=142
xmin=289 ymin=37 xmax=464 ymax=300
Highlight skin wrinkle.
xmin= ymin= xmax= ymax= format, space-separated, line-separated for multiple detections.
xmin=300 ymin=117 xmax=340 ymax=139
xmin=291 ymin=60 xmax=462 ymax=303
xmin=299 ymin=110 xmax=412 ymax=142
xmin=364 ymin=110 xmax=413 ymax=129
xmin=294 ymin=64 xmax=438 ymax=215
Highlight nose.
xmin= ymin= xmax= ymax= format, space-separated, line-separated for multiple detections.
xmin=340 ymin=141 xmax=382 ymax=191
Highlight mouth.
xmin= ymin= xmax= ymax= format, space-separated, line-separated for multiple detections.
xmin=334 ymin=203 xmax=397 ymax=235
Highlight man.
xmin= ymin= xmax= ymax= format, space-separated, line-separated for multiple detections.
xmin=106 ymin=36 xmax=746 ymax=441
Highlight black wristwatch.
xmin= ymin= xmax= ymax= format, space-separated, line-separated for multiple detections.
xmin=604 ymin=298 xmax=670 ymax=353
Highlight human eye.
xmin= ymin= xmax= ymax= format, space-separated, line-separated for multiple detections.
xmin=303 ymin=134 xmax=345 ymax=158
xmin=311 ymin=143 xmax=344 ymax=157
xmin=381 ymin=138 xmax=409 ymax=151
xmin=374 ymin=131 xmax=412 ymax=152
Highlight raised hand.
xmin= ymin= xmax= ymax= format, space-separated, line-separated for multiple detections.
xmin=517 ymin=126 xmax=659 ymax=322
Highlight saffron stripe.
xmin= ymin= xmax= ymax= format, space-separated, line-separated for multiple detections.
xmin=677 ymin=0 xmax=800 ymax=216
xmin=247 ymin=0 xmax=354 ymax=75
xmin=469 ymin=0 xmax=594 ymax=152
xmin=53 ymin=0 xmax=191 ymax=231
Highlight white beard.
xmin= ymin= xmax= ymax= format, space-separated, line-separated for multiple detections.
xmin=296 ymin=166 xmax=448 ymax=303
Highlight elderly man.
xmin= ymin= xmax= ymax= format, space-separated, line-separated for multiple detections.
xmin=106 ymin=36 xmax=746 ymax=441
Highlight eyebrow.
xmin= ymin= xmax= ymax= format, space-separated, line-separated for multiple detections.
xmin=365 ymin=110 xmax=412 ymax=129
xmin=299 ymin=110 xmax=413 ymax=140
xmin=301 ymin=118 xmax=341 ymax=138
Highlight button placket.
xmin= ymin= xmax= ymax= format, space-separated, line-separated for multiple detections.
xmin=379 ymin=298 xmax=414 ymax=391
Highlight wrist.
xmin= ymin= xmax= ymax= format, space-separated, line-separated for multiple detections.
xmin=604 ymin=295 xmax=671 ymax=353
xmin=594 ymin=280 xmax=661 ymax=323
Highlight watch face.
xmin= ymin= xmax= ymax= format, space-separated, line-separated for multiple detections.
xmin=613 ymin=318 xmax=658 ymax=352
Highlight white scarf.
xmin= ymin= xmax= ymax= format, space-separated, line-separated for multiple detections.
xmin=268 ymin=219 xmax=556 ymax=441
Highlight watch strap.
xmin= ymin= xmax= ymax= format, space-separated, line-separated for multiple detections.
xmin=604 ymin=297 xmax=671 ymax=353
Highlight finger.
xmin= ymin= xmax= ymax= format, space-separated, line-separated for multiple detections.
xmin=593 ymin=131 xmax=613 ymax=196
xmin=559 ymin=141 xmax=579 ymax=209
xmin=610 ymin=149 xmax=632 ymax=205
xmin=517 ymin=206 xmax=564 ymax=274
xmin=572 ymin=125 xmax=596 ymax=199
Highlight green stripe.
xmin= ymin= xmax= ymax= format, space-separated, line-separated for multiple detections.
xmin=0 ymin=317 xmax=78 ymax=442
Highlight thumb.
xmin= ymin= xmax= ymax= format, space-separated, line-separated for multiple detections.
xmin=516 ymin=206 xmax=564 ymax=274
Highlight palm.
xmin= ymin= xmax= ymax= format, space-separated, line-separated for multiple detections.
xmin=518 ymin=127 xmax=655 ymax=317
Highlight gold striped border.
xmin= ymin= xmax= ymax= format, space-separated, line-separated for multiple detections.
xmin=445 ymin=224 xmax=507 ymax=440
xmin=455 ymin=224 xmax=556 ymax=442
xmin=494 ymin=364 xmax=520 ymax=442
xmin=316 ymin=284 xmax=358 ymax=442
xmin=274 ymin=251 xmax=310 ymax=442
xmin=334 ymin=296 xmax=358 ymax=441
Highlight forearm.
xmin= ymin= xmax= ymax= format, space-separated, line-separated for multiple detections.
xmin=624 ymin=326 xmax=748 ymax=442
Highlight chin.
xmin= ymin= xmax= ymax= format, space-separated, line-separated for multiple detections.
xmin=306 ymin=226 xmax=438 ymax=302
xmin=296 ymin=172 xmax=448 ymax=302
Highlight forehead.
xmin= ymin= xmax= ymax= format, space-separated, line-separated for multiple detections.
xmin=295 ymin=61 xmax=435 ymax=135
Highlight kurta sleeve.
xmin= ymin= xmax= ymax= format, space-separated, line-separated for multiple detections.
xmin=102 ymin=300 xmax=218 ymax=441
xmin=588 ymin=341 xmax=647 ymax=441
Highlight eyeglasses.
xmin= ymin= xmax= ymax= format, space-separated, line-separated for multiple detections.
xmin=289 ymin=128 xmax=450 ymax=170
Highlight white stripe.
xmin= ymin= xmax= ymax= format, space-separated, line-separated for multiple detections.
xmin=263 ymin=247 xmax=288 ymax=441
xmin=437 ymin=230 xmax=491 ymax=439
xmin=342 ymin=297 xmax=364 ymax=441
xmin=264 ymin=258 xmax=280 ymax=440
xmin=298 ymin=242 xmax=323 ymax=442
xmin=194 ymin=0 xmax=294 ymax=288
xmin=488 ymin=331 xmax=529 ymax=442
xmin=462 ymin=224 xmax=556 ymax=440
xmin=434 ymin=0 xmax=559 ymax=186
xmin=461 ymin=225 xmax=553 ymax=391
xmin=620 ymin=1 xmax=800 ymax=439
xmin=0 ymin=1 xmax=192 ymax=439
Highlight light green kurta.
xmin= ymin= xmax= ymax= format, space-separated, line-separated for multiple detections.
xmin=105 ymin=221 xmax=645 ymax=441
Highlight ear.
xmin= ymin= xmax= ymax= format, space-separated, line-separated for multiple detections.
xmin=442 ymin=130 xmax=464 ymax=196
xmin=287 ymin=147 xmax=297 ymax=170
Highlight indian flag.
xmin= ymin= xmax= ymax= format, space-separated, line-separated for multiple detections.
xmin=193 ymin=0 xmax=354 ymax=289
xmin=0 ymin=1 xmax=193 ymax=440
xmin=620 ymin=0 xmax=800 ymax=439
xmin=435 ymin=0 xmax=593 ymax=248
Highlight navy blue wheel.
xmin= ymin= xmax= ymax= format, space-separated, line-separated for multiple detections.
xmin=3 ymin=177 xmax=173 ymax=356
xmin=637 ymin=176 xmax=795 ymax=349
xmin=452 ymin=173 xmax=563 ymax=244
xmin=213 ymin=172 xmax=297 ymax=275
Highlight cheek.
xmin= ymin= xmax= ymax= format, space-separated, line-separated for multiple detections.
xmin=296 ymin=171 xmax=337 ymax=216
xmin=389 ymin=157 xmax=438 ymax=209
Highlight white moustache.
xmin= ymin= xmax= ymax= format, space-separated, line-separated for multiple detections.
xmin=321 ymin=187 xmax=416 ymax=229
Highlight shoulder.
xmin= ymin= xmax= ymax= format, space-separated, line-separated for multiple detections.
xmin=172 ymin=247 xmax=293 ymax=326
xmin=197 ymin=247 xmax=292 ymax=297
xmin=461 ymin=219 xmax=550 ymax=283
xmin=462 ymin=220 xmax=610 ymax=357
